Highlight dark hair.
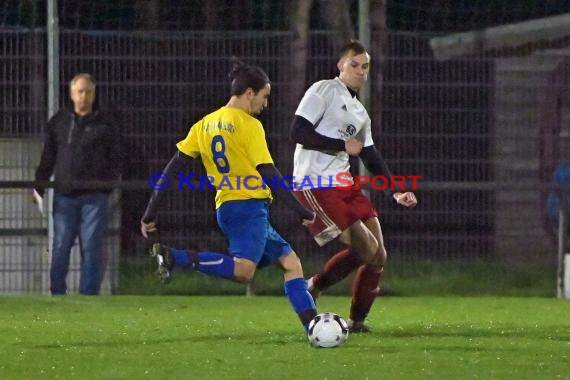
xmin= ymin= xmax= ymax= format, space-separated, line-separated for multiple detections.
xmin=338 ymin=40 xmax=367 ymax=60
xmin=228 ymin=59 xmax=270 ymax=96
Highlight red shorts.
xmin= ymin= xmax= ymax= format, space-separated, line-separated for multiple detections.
xmin=294 ymin=187 xmax=378 ymax=246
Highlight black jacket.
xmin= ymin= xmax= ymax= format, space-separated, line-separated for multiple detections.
xmin=35 ymin=107 xmax=123 ymax=196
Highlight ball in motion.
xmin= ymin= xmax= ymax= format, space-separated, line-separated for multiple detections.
xmin=307 ymin=312 xmax=349 ymax=348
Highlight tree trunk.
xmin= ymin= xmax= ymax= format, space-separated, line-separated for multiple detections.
xmin=319 ymin=0 xmax=355 ymax=50
xmin=289 ymin=0 xmax=314 ymax=109
xmin=369 ymin=0 xmax=388 ymax=133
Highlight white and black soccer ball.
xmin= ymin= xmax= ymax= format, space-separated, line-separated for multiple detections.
xmin=307 ymin=312 xmax=349 ymax=348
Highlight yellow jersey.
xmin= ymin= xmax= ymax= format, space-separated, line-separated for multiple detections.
xmin=177 ymin=106 xmax=273 ymax=208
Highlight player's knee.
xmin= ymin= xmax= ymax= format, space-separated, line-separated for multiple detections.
xmin=233 ymin=259 xmax=256 ymax=283
xmin=358 ymin=239 xmax=380 ymax=264
xmin=233 ymin=271 xmax=255 ymax=284
xmin=234 ymin=274 xmax=254 ymax=284
xmin=364 ymin=248 xmax=386 ymax=270
xmin=377 ymin=245 xmax=387 ymax=264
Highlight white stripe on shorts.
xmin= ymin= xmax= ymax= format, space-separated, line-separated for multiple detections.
xmin=301 ymin=190 xmax=337 ymax=228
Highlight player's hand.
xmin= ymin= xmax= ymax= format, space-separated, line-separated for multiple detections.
xmin=302 ymin=211 xmax=316 ymax=226
xmin=31 ymin=189 xmax=44 ymax=215
xmin=393 ymin=192 xmax=418 ymax=208
xmin=344 ymin=138 xmax=363 ymax=156
xmin=140 ymin=221 xmax=157 ymax=238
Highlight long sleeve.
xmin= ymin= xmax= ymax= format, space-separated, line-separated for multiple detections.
xmin=34 ymin=120 xmax=57 ymax=196
xmin=359 ymin=145 xmax=397 ymax=198
xmin=289 ymin=115 xmax=345 ymax=151
xmin=141 ymin=150 xmax=194 ymax=223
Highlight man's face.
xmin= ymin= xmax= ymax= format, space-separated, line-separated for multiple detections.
xmin=70 ymin=78 xmax=96 ymax=114
xmin=338 ymin=51 xmax=370 ymax=91
xmin=249 ymin=83 xmax=271 ymax=115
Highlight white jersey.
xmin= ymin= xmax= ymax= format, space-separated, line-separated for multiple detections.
xmin=293 ymin=77 xmax=374 ymax=187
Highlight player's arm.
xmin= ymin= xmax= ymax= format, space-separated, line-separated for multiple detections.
xmin=256 ymin=163 xmax=315 ymax=223
xmin=359 ymin=145 xmax=417 ymax=207
xmin=289 ymin=115 xmax=347 ymax=151
xmin=290 ymin=116 xmax=362 ymax=155
xmin=140 ymin=150 xmax=193 ymax=237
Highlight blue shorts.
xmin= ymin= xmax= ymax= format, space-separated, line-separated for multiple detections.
xmin=216 ymin=199 xmax=293 ymax=268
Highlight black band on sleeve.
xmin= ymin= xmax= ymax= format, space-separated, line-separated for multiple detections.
xmin=289 ymin=115 xmax=345 ymax=151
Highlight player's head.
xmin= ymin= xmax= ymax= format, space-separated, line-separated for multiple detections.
xmin=337 ymin=40 xmax=370 ymax=92
xmin=69 ymin=73 xmax=96 ymax=115
xmin=229 ymin=60 xmax=271 ymax=115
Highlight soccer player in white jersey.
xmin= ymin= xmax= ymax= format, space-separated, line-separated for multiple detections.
xmin=290 ymin=40 xmax=418 ymax=332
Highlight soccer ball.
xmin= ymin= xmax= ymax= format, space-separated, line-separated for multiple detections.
xmin=307 ymin=312 xmax=349 ymax=348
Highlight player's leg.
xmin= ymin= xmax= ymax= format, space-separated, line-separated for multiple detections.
xmin=309 ymin=220 xmax=378 ymax=297
xmin=294 ymin=188 xmax=361 ymax=297
xmin=303 ymin=189 xmax=379 ymax=297
xmin=265 ymin=225 xmax=316 ymax=332
xmin=157 ymin=245 xmax=253 ymax=285
xmin=151 ymin=199 xmax=266 ymax=283
xmin=50 ymin=193 xmax=81 ymax=295
xmin=307 ymin=191 xmax=383 ymax=332
xmin=348 ymin=217 xmax=387 ymax=332
xmin=348 ymin=265 xmax=382 ymax=332
xmin=152 ymin=243 xmax=248 ymax=283
xmin=279 ymin=252 xmax=317 ymax=332
xmin=308 ymin=248 xmax=362 ymax=299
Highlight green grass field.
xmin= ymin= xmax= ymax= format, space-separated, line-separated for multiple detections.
xmin=1 ymin=296 xmax=569 ymax=379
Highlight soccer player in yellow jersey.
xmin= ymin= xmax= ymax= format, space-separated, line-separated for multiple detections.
xmin=140 ymin=62 xmax=317 ymax=332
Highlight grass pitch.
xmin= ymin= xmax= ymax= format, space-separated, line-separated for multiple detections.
xmin=0 ymin=296 xmax=569 ymax=379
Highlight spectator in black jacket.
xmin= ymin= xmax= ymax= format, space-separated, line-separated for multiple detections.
xmin=34 ymin=73 xmax=122 ymax=295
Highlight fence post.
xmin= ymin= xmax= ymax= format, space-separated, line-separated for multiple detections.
xmin=46 ymin=0 xmax=60 ymax=294
xmin=557 ymin=198 xmax=568 ymax=299
xmin=47 ymin=0 xmax=59 ymax=118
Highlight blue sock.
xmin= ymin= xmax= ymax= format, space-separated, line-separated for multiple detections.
xmin=284 ymin=277 xmax=317 ymax=332
xmin=197 ymin=251 xmax=235 ymax=279
xmin=171 ymin=250 xmax=234 ymax=279
xmin=172 ymin=249 xmax=191 ymax=267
